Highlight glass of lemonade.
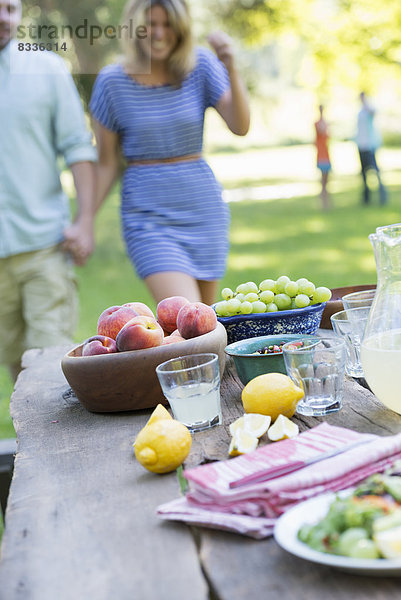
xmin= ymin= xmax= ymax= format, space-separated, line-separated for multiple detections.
xmin=156 ymin=353 xmax=222 ymax=432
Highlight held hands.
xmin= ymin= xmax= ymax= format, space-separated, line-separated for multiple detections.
xmin=208 ymin=31 xmax=235 ymax=72
xmin=62 ymin=219 xmax=94 ymax=266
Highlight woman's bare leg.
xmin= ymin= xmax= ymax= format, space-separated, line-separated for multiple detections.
xmin=144 ymin=272 xmax=201 ymax=304
xmin=197 ymin=280 xmax=219 ymax=305
xmin=320 ymin=171 xmax=330 ymax=210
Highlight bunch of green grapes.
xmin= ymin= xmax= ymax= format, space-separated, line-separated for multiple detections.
xmin=214 ymin=276 xmax=332 ymax=317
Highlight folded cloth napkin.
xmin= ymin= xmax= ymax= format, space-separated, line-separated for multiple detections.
xmin=157 ymin=423 xmax=401 ymax=539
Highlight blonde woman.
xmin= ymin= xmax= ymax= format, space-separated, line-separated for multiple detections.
xmin=90 ymin=0 xmax=249 ymax=305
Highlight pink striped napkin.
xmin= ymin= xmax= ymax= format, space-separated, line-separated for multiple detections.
xmin=157 ymin=423 xmax=401 ymax=538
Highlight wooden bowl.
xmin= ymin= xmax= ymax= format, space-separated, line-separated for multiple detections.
xmin=61 ymin=323 xmax=227 ymax=413
xmin=320 ymin=284 xmax=376 ymax=329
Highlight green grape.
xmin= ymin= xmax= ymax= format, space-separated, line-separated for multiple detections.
xmin=294 ymin=293 xmax=311 ymax=308
xmin=245 ymin=281 xmax=259 ymax=293
xmin=298 ymin=280 xmax=315 ymax=296
xmin=313 ymin=286 xmax=332 ymax=303
xmin=235 ymin=293 xmax=245 ymax=302
xmin=244 ymin=292 xmax=259 ymax=303
xmin=337 ymin=528 xmax=368 ymax=556
xmin=236 ymin=283 xmax=249 ymax=295
xmin=276 ymin=275 xmax=291 ymax=293
xmin=266 ymin=302 xmax=278 ymax=313
xmin=259 ymin=279 xmax=277 ymax=293
xmin=226 ymin=298 xmax=241 ymax=314
xmin=252 ymin=301 xmax=267 ymax=314
xmin=296 ymin=277 xmax=309 ymax=286
xmin=274 ymin=293 xmax=292 ymax=310
xmin=348 ymin=539 xmax=380 ymax=559
xmin=240 ymin=301 xmax=253 ymax=314
xmin=214 ymin=301 xmax=230 ymax=317
xmin=221 ymin=287 xmax=234 ymax=300
xmin=285 ymin=281 xmax=299 ymax=298
xmin=259 ymin=290 xmax=275 ymax=304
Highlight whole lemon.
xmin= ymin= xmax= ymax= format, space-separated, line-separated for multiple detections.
xmin=146 ymin=403 xmax=172 ymax=426
xmin=241 ymin=372 xmax=304 ymax=421
xmin=134 ymin=420 xmax=192 ymax=474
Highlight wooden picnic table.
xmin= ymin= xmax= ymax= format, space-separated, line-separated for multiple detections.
xmin=1 ymin=341 xmax=401 ymax=599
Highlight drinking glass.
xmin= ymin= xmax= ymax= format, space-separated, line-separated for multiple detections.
xmin=282 ymin=338 xmax=346 ymax=416
xmin=330 ymin=307 xmax=370 ymax=378
xmin=156 ymin=353 xmax=222 ymax=432
xmin=342 ymin=289 xmax=376 ymax=310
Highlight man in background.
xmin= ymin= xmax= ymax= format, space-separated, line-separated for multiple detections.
xmin=0 ymin=0 xmax=97 ymax=381
xmin=356 ymin=91 xmax=387 ymax=205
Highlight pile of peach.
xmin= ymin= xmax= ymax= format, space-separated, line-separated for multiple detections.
xmin=81 ymin=296 xmax=218 ymax=356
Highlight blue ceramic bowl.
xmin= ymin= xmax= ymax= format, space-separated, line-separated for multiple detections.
xmin=216 ymin=302 xmax=326 ymax=345
xmin=225 ymin=333 xmax=320 ymax=386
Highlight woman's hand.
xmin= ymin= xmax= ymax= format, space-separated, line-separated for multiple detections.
xmin=208 ymin=31 xmax=250 ymax=136
xmin=208 ymin=31 xmax=235 ymax=72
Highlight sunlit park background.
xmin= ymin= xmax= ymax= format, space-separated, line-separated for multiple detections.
xmin=1 ymin=0 xmax=401 ymax=442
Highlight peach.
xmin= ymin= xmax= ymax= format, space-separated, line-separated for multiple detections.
xmin=156 ymin=296 xmax=190 ymax=333
xmin=97 ymin=305 xmax=138 ymax=340
xmin=177 ymin=302 xmax=217 ymax=339
xmin=162 ymin=334 xmax=186 ymax=345
xmin=123 ymin=302 xmax=155 ymax=319
xmin=82 ymin=335 xmax=118 ymax=356
xmin=116 ymin=315 xmax=164 ymax=351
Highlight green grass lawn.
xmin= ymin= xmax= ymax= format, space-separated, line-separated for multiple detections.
xmin=1 ymin=141 xmax=400 ymax=442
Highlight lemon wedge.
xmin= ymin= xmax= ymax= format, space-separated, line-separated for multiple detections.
xmin=229 ymin=413 xmax=271 ymax=438
xmin=267 ymin=414 xmax=299 ymax=441
xmin=229 ymin=429 xmax=259 ymax=457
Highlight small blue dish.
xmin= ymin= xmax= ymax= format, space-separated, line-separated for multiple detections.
xmin=225 ymin=333 xmax=320 ymax=386
xmin=216 ymin=303 xmax=326 ymax=345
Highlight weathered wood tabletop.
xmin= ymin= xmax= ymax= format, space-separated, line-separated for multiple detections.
xmin=1 ymin=343 xmax=401 ymax=600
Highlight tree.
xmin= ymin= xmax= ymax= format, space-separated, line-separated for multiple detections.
xmin=204 ymin=0 xmax=401 ymax=95
xmin=20 ymin=0 xmax=126 ymax=102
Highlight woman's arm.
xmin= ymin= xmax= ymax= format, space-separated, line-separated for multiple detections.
xmin=92 ymin=119 xmax=120 ymax=214
xmin=208 ymin=31 xmax=250 ymax=136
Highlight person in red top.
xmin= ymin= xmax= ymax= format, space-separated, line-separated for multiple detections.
xmin=314 ymin=104 xmax=331 ymax=210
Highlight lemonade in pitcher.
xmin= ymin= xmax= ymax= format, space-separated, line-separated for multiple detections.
xmin=361 ymin=330 xmax=401 ymax=414
xmin=361 ymin=224 xmax=401 ymax=415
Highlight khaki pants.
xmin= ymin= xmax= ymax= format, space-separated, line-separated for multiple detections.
xmin=0 ymin=245 xmax=78 ymax=366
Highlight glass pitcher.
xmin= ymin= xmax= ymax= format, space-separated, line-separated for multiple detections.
xmin=361 ymin=223 xmax=401 ymax=414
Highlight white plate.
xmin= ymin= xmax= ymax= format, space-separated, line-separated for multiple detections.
xmin=274 ymin=490 xmax=401 ymax=576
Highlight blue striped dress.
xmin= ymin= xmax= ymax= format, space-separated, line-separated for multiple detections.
xmin=89 ymin=47 xmax=231 ymax=280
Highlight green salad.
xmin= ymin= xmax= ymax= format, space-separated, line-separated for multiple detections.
xmin=298 ymin=464 xmax=401 ymax=559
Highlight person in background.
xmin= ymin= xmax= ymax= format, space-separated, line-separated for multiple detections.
xmin=0 ymin=0 xmax=97 ymax=382
xmin=314 ymin=104 xmax=331 ymax=211
xmin=90 ymin=0 xmax=250 ymax=306
xmin=356 ymin=91 xmax=387 ymax=205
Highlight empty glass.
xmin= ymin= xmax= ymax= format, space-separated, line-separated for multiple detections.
xmin=342 ymin=289 xmax=376 ymax=310
xmin=330 ymin=307 xmax=370 ymax=378
xmin=282 ymin=338 xmax=346 ymax=416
